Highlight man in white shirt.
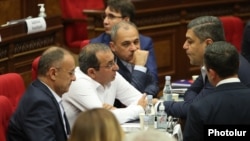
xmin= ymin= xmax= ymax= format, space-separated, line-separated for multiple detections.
xmin=62 ymin=43 xmax=147 ymax=128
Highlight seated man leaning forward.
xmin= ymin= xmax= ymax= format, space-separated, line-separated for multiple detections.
xmin=90 ymin=0 xmax=158 ymax=81
xmin=62 ymin=43 xmax=147 ymax=128
xmin=110 ymin=21 xmax=159 ymax=98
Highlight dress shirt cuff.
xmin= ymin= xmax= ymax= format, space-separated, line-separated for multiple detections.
xmin=134 ymin=65 xmax=147 ymax=73
xmin=154 ymin=100 xmax=163 ymax=112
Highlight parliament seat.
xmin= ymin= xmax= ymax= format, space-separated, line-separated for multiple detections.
xmin=31 ymin=56 xmax=41 ymax=81
xmin=0 ymin=96 xmax=13 ymax=141
xmin=219 ymin=16 xmax=244 ymax=52
xmin=60 ymin=0 xmax=104 ymax=53
xmin=0 ymin=73 xmax=25 ymax=111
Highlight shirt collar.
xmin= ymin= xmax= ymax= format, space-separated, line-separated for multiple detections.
xmin=40 ymin=80 xmax=61 ymax=103
xmin=216 ymin=78 xmax=240 ymax=87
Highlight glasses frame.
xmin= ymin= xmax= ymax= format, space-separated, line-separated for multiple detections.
xmin=95 ymin=58 xmax=117 ymax=69
xmin=101 ymin=13 xmax=123 ymax=20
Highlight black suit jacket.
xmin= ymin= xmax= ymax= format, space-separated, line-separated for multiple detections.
xmin=7 ymin=80 xmax=69 ymax=141
xmin=163 ymin=54 xmax=250 ymax=119
xmin=241 ymin=20 xmax=250 ymax=63
xmin=183 ymin=82 xmax=250 ymax=141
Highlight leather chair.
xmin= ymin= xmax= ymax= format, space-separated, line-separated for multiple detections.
xmin=31 ymin=56 xmax=41 ymax=81
xmin=0 ymin=95 xmax=13 ymax=141
xmin=219 ymin=16 xmax=244 ymax=52
xmin=60 ymin=0 xmax=104 ymax=53
xmin=80 ymin=39 xmax=90 ymax=49
xmin=0 ymin=73 xmax=25 ymax=111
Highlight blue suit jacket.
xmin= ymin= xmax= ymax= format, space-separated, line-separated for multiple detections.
xmin=184 ymin=82 xmax=250 ymax=141
xmin=163 ymin=54 xmax=250 ymax=119
xmin=116 ymin=58 xmax=159 ymax=97
xmin=7 ymin=80 xmax=69 ymax=141
xmin=90 ymin=33 xmax=158 ymax=81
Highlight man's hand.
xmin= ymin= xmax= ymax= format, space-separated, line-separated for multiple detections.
xmin=130 ymin=50 xmax=149 ymax=66
xmin=152 ymin=98 xmax=159 ymax=105
xmin=137 ymin=93 xmax=147 ymax=109
xmin=103 ymin=103 xmax=116 ymax=110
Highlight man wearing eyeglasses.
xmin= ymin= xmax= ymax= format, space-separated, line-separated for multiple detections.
xmin=62 ymin=43 xmax=148 ymax=129
xmin=91 ymin=0 xmax=159 ymax=108
xmin=90 ymin=0 xmax=158 ymax=83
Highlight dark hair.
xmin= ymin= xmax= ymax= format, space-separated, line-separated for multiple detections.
xmin=204 ymin=41 xmax=239 ymax=78
xmin=188 ymin=16 xmax=225 ymax=42
xmin=78 ymin=43 xmax=111 ymax=73
xmin=107 ymin=0 xmax=135 ymax=22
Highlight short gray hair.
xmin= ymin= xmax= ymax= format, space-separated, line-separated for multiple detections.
xmin=187 ymin=16 xmax=225 ymax=42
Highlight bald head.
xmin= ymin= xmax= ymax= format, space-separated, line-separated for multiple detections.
xmin=110 ymin=21 xmax=138 ymax=42
xmin=38 ymin=46 xmax=73 ymax=76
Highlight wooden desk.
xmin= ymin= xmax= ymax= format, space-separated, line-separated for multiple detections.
xmin=84 ymin=0 xmax=250 ymax=92
xmin=0 ymin=16 xmax=63 ymax=87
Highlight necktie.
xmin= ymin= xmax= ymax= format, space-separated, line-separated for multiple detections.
xmin=60 ymin=101 xmax=70 ymax=135
xmin=63 ymin=111 xmax=71 ymax=134
xmin=126 ymin=63 xmax=134 ymax=73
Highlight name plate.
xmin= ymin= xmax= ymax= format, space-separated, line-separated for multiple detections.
xmin=25 ymin=17 xmax=46 ymax=34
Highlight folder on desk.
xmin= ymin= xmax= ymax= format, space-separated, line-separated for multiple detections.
xmin=171 ymin=79 xmax=192 ymax=88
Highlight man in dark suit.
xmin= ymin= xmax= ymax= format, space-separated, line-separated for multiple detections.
xmin=160 ymin=16 xmax=250 ymax=119
xmin=90 ymin=0 xmax=158 ymax=81
xmin=7 ymin=47 xmax=76 ymax=141
xmin=241 ymin=20 xmax=250 ymax=63
xmin=110 ymin=21 xmax=159 ymax=98
xmin=183 ymin=41 xmax=250 ymax=141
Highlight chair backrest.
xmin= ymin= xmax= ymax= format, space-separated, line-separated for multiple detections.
xmin=219 ymin=16 xmax=244 ymax=52
xmin=0 ymin=95 xmax=13 ymax=141
xmin=60 ymin=0 xmax=104 ymax=53
xmin=80 ymin=39 xmax=90 ymax=49
xmin=0 ymin=73 xmax=25 ymax=111
xmin=31 ymin=56 xmax=41 ymax=81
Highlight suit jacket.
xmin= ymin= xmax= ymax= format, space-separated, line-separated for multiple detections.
xmin=183 ymin=82 xmax=250 ymax=141
xmin=116 ymin=58 xmax=159 ymax=97
xmin=163 ymin=54 xmax=250 ymax=119
xmin=90 ymin=33 xmax=158 ymax=81
xmin=7 ymin=80 xmax=69 ymax=141
xmin=241 ymin=20 xmax=250 ymax=63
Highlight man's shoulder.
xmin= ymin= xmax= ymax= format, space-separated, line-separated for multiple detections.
xmin=139 ymin=34 xmax=153 ymax=50
xmin=139 ymin=34 xmax=152 ymax=41
xmin=90 ymin=33 xmax=108 ymax=43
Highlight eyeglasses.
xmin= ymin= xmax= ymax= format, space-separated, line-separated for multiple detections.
xmin=98 ymin=59 xmax=117 ymax=69
xmin=101 ymin=13 xmax=123 ymax=20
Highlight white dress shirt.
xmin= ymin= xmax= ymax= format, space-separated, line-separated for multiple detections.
xmin=62 ymin=67 xmax=145 ymax=128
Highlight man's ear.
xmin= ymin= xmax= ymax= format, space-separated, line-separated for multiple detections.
xmin=206 ymin=38 xmax=213 ymax=45
xmin=208 ymin=68 xmax=217 ymax=79
xmin=123 ymin=17 xmax=130 ymax=21
xmin=87 ymin=68 xmax=96 ymax=79
xmin=109 ymin=41 xmax=115 ymax=52
xmin=49 ymin=67 xmax=57 ymax=80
